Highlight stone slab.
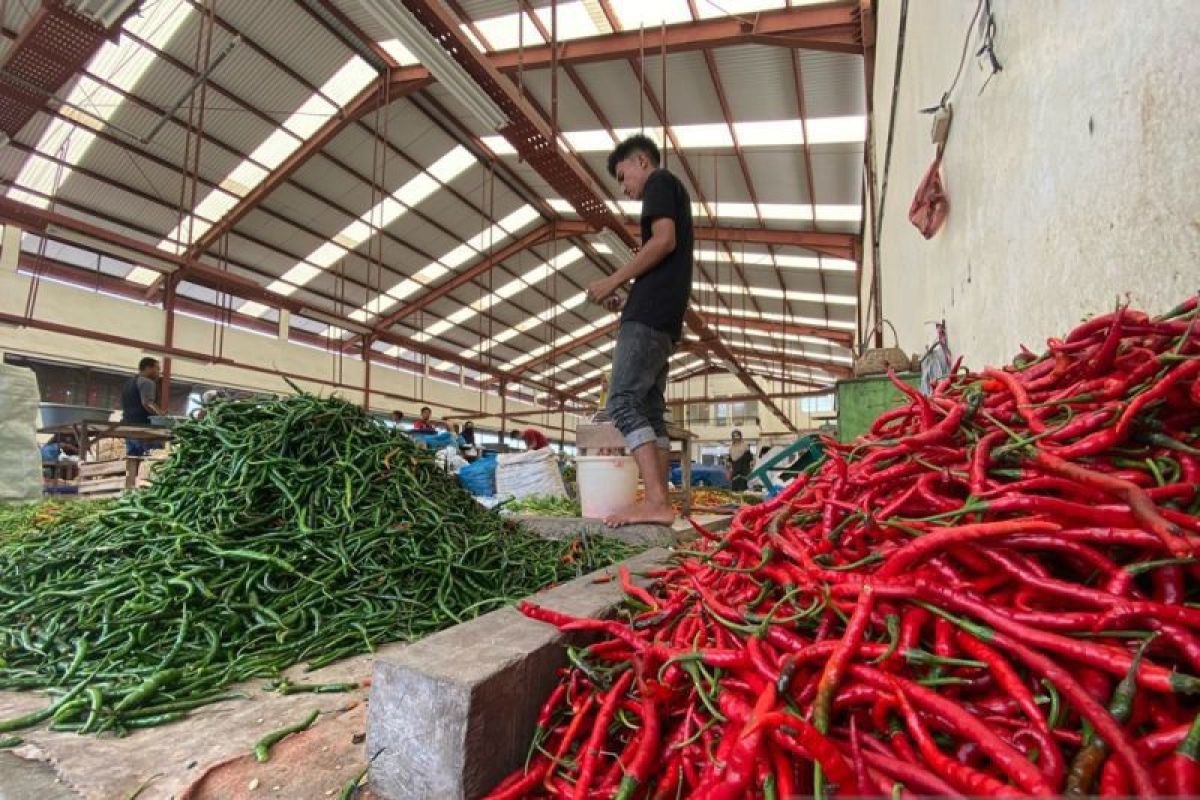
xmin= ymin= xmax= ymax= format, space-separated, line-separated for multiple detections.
xmin=365 ymin=548 xmax=670 ymax=800
xmin=513 ymin=512 xmax=730 ymax=548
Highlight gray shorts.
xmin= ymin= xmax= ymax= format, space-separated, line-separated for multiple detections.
xmin=605 ymin=321 xmax=674 ymax=452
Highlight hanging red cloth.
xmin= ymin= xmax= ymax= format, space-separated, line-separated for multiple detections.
xmin=908 ymin=150 xmax=949 ymax=239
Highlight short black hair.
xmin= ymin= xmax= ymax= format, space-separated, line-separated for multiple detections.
xmin=421 ymin=406 xmax=431 ymax=414
xmin=607 ymin=134 xmax=661 ymax=177
xmin=138 ymin=357 xmax=159 ymax=371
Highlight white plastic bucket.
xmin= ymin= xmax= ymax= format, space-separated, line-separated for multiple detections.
xmin=576 ymin=455 xmax=638 ymax=519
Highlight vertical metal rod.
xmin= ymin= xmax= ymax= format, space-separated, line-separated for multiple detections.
xmin=660 ymin=18 xmax=667 ymax=169
xmin=500 ymin=381 xmax=509 ymax=439
xmin=550 ymin=0 xmax=558 ymax=141
xmin=161 ymin=273 xmax=179 ymax=412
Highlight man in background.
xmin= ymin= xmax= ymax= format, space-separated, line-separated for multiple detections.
xmin=510 ymin=428 xmax=549 ymax=451
xmin=411 ymin=406 xmax=435 ymax=432
xmin=729 ymin=429 xmax=754 ymax=491
xmin=121 ymin=357 xmax=163 ymax=456
xmin=586 ymin=134 xmax=694 ymax=527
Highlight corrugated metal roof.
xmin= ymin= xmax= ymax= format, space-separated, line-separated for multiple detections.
xmin=711 ymin=45 xmax=802 ymax=122
xmin=798 ymin=50 xmax=865 ymax=119
xmin=2 ymin=0 xmax=865 ymax=404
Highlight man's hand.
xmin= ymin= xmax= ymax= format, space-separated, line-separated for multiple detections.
xmin=586 ymin=278 xmax=618 ymax=305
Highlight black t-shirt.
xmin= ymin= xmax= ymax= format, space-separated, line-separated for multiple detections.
xmin=621 ymin=169 xmax=693 ymax=341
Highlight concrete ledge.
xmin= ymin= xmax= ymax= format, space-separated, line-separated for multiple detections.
xmin=365 ymin=548 xmax=669 ymax=800
xmin=513 ymin=513 xmax=731 ymax=548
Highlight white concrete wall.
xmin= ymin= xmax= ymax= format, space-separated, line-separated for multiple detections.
xmin=865 ymin=0 xmax=1199 ymax=367
xmin=0 ymin=226 xmax=568 ymax=434
xmin=667 ymin=373 xmax=833 ymax=441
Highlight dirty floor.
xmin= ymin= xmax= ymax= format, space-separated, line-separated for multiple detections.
xmin=0 ymin=642 xmax=406 ymax=800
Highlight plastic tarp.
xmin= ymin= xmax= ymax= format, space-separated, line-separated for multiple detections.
xmin=0 ymin=364 xmax=43 ymax=501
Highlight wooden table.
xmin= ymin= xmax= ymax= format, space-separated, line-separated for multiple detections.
xmin=574 ymin=421 xmax=696 ymax=515
xmin=39 ymin=419 xmax=172 ymax=461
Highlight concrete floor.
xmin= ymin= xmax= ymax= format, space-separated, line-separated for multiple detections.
xmin=0 ymin=642 xmax=406 ymax=800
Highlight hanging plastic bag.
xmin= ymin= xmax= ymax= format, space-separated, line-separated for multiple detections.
xmin=909 ymin=151 xmax=949 ymax=239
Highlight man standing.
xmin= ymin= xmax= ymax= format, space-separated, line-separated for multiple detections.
xmin=122 ymin=357 xmax=163 ymax=456
xmin=587 ymin=135 xmax=693 ymax=527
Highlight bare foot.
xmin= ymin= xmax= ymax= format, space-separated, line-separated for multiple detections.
xmin=604 ymin=503 xmax=676 ymax=528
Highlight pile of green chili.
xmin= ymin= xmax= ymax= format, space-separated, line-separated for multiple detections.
xmin=0 ymin=393 xmax=639 ymax=735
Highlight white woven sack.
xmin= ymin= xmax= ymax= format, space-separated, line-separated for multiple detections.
xmin=496 ymin=449 xmax=567 ymax=500
xmin=0 ymin=364 xmax=43 ymax=501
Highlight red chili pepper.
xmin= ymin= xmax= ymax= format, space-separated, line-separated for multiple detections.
xmin=543 ymin=692 xmax=595 ymax=792
xmin=572 ymin=670 xmax=633 ymax=800
xmin=1033 ymin=449 xmax=1193 ymax=556
xmin=985 ymin=367 xmax=1048 ymax=433
xmin=813 ymin=583 xmax=875 ymax=736
xmin=613 ymin=691 xmax=659 ymax=800
xmin=859 ymin=747 xmax=966 ymax=797
xmin=955 ymin=630 xmax=1065 ymax=787
xmin=482 ymin=756 xmax=552 ymax=800
xmin=887 ymin=676 xmax=1018 ymax=797
xmin=1168 ymin=713 xmax=1200 ymax=797
xmin=754 ymin=711 xmax=859 ymax=793
xmin=853 ymin=665 xmax=1052 ymax=795
xmin=875 ymin=519 xmax=1061 ymax=579
xmin=619 ymin=564 xmax=659 ymax=611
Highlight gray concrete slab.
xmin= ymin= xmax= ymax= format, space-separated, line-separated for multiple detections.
xmin=0 ymin=752 xmax=77 ymax=800
xmin=0 ymin=642 xmax=400 ymax=800
xmin=513 ymin=512 xmax=731 ymax=547
xmin=365 ymin=548 xmax=670 ymax=800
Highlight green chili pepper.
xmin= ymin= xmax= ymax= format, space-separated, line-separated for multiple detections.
xmin=254 ymin=708 xmax=320 ymax=763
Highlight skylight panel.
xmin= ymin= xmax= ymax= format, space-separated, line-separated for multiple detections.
xmin=480 ymin=136 xmax=517 ymax=156
xmin=462 ymin=27 xmax=488 ymax=51
xmin=733 ymin=119 xmax=803 ymax=146
xmin=471 ymin=11 xmax=544 ymax=50
xmin=7 ymin=0 xmax=191 ymax=211
xmin=427 ymin=146 xmax=476 ymax=184
xmin=708 ymin=282 xmax=857 ymax=306
xmin=394 ymin=173 xmax=441 ymax=207
xmin=378 ymin=39 xmax=420 ymax=66
xmin=321 ymin=57 xmax=378 ymax=106
xmin=712 ymin=324 xmax=842 ymax=350
xmin=695 ymin=0 xmax=788 ymax=19
xmin=158 ymin=54 xmax=376 ymax=253
xmin=671 ymin=123 xmax=733 ymax=149
xmin=499 ymin=205 xmax=541 ymax=233
xmin=696 ymin=304 xmax=856 ymax=331
xmin=805 ymin=115 xmax=868 ymax=145
xmin=609 ymin=0 xmax=692 ymax=28
xmin=563 ymin=129 xmax=618 ymax=152
xmin=308 ymin=241 xmax=348 ymax=269
xmin=813 ymin=205 xmax=863 ymax=222
xmin=532 ymin=3 xmax=601 ymax=41
xmin=413 ymin=247 xmax=583 ymax=341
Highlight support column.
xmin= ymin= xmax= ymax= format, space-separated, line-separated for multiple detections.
xmin=278 ymin=309 xmax=290 ymax=341
xmin=499 ymin=381 xmax=508 ymax=439
xmin=161 ymin=273 xmax=180 ymax=414
xmin=363 ymin=335 xmax=373 ymax=410
xmin=559 ymin=400 xmax=566 ymax=451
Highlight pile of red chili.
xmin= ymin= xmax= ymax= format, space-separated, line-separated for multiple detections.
xmin=490 ymin=296 xmax=1200 ymax=799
